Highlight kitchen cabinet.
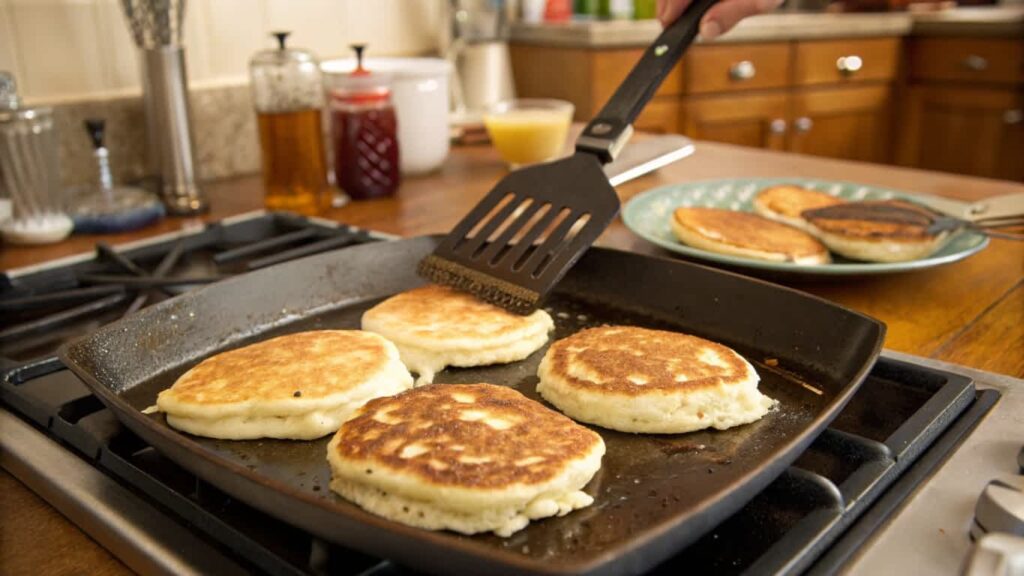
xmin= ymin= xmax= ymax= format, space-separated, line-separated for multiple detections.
xmin=898 ymin=37 xmax=1024 ymax=181
xmin=682 ymin=92 xmax=788 ymax=150
xmin=898 ymin=85 xmax=1023 ymax=181
xmin=511 ymin=37 xmax=898 ymax=163
xmin=511 ymin=32 xmax=1022 ymax=180
xmin=790 ymin=84 xmax=893 ymax=163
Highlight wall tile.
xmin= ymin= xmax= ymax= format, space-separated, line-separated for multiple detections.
xmin=11 ymin=0 xmax=107 ymax=100
xmin=0 ymin=0 xmax=23 ymax=84
xmin=264 ymin=0 xmax=349 ymax=60
xmin=94 ymin=0 xmax=140 ymax=91
xmin=201 ymin=0 xmax=268 ymax=80
xmin=345 ymin=0 xmax=443 ymax=56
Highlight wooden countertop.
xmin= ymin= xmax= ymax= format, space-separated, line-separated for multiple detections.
xmin=2 ymin=140 xmax=1022 ymax=574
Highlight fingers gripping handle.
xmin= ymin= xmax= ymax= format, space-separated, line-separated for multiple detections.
xmin=576 ymin=0 xmax=719 ymax=164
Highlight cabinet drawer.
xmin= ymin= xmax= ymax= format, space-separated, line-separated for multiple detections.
xmin=909 ymin=38 xmax=1024 ymax=85
xmin=634 ymin=98 xmax=682 ymax=134
xmin=794 ymin=38 xmax=899 ymax=85
xmin=683 ymin=43 xmax=791 ymax=94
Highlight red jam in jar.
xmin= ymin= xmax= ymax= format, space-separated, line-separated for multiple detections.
xmin=327 ymin=45 xmax=400 ymax=200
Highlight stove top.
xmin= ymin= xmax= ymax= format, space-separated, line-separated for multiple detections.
xmin=0 ymin=212 xmax=1010 ymax=575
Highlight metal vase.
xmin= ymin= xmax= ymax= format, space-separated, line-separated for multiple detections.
xmin=142 ymin=46 xmax=208 ymax=215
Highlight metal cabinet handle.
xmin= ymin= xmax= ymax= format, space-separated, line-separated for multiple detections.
xmin=769 ymin=118 xmax=787 ymax=134
xmin=1005 ymin=109 xmax=1023 ymax=126
xmin=836 ymin=55 xmax=863 ymax=76
xmin=795 ymin=116 xmax=813 ymax=133
xmin=729 ymin=60 xmax=756 ymax=81
xmin=962 ymin=55 xmax=989 ymax=72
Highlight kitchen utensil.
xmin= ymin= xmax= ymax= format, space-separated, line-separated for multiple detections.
xmin=418 ymin=0 xmax=719 ymax=314
xmin=0 ymin=71 xmax=72 ymax=245
xmin=69 ymin=119 xmax=165 ymax=233
xmin=120 ymin=0 xmax=208 ymax=215
xmin=250 ymin=32 xmax=330 ymax=215
xmin=445 ymin=0 xmax=516 ymax=119
xmin=323 ymin=56 xmax=451 ymax=175
xmin=61 ymin=235 xmax=884 ymax=576
xmin=324 ymin=46 xmax=400 ymax=200
xmin=912 ymin=191 xmax=1024 ymax=241
xmin=622 ymin=178 xmax=991 ymax=277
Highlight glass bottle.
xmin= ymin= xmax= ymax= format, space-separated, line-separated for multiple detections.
xmin=327 ymin=45 xmax=400 ymax=200
xmin=249 ymin=32 xmax=330 ymax=216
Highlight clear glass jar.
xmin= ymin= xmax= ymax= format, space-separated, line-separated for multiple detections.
xmin=249 ymin=32 xmax=330 ymax=216
xmin=325 ymin=45 xmax=401 ymax=200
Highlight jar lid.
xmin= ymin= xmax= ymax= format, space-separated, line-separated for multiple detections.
xmin=329 ymin=45 xmax=392 ymax=103
xmin=250 ymin=31 xmax=318 ymax=68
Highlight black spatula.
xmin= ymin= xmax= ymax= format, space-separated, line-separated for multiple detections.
xmin=418 ymin=0 xmax=719 ymax=314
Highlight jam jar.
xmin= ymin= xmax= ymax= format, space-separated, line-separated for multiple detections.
xmin=326 ymin=45 xmax=400 ymax=200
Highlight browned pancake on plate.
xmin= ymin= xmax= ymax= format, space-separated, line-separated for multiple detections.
xmin=536 ymin=326 xmax=776 ymax=433
xmin=802 ymin=200 xmax=952 ymax=262
xmin=671 ymin=207 xmax=830 ymax=265
xmin=326 ymin=383 xmax=605 ymax=536
xmin=752 ymin=185 xmax=846 ymax=230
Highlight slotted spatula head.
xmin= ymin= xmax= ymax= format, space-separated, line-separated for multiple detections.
xmin=417 ymin=153 xmax=620 ymax=314
xmin=418 ymin=0 xmax=719 ymax=313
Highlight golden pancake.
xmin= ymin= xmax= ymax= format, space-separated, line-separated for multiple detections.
xmin=752 ymin=185 xmax=845 ymax=230
xmin=671 ymin=207 xmax=830 ymax=265
xmin=803 ymin=200 xmax=952 ymax=262
xmin=537 ymin=326 xmax=776 ymax=433
xmin=361 ymin=285 xmax=553 ymax=384
xmin=327 ymin=383 xmax=604 ymax=536
xmin=155 ymin=330 xmax=413 ymax=440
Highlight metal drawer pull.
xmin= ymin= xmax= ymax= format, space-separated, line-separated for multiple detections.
xmin=836 ymin=55 xmax=863 ymax=75
xmin=962 ymin=55 xmax=989 ymax=72
xmin=729 ymin=60 xmax=756 ymax=81
xmin=1005 ymin=109 xmax=1023 ymax=126
xmin=769 ymin=118 xmax=786 ymax=134
xmin=795 ymin=116 xmax=813 ymax=133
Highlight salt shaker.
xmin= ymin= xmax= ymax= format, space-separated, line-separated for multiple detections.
xmin=0 ymin=71 xmax=72 ymax=244
xmin=250 ymin=32 xmax=330 ymax=216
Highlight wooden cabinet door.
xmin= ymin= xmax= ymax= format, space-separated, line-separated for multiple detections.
xmin=898 ymin=86 xmax=1023 ymax=182
xmin=681 ymin=92 xmax=789 ymax=150
xmin=789 ymin=84 xmax=892 ymax=163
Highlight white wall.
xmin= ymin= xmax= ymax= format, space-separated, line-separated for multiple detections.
xmin=0 ymin=0 xmax=444 ymax=104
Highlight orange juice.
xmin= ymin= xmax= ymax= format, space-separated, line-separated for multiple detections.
xmin=484 ymin=104 xmax=573 ymax=167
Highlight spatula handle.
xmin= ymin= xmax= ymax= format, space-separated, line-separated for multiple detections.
xmin=576 ymin=0 xmax=719 ymax=164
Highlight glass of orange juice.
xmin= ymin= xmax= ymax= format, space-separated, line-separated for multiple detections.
xmin=483 ymin=99 xmax=574 ymax=168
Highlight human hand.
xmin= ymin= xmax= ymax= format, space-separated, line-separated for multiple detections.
xmin=656 ymin=0 xmax=783 ymax=40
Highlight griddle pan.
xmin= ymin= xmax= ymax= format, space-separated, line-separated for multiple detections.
xmin=61 ymin=236 xmax=884 ymax=576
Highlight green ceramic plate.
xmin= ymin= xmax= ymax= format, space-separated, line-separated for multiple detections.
xmin=621 ymin=178 xmax=989 ymax=276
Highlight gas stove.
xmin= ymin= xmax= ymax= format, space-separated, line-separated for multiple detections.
xmin=1 ymin=211 xmax=1021 ymax=575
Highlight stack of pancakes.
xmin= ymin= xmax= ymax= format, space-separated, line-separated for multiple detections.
xmin=150 ymin=285 xmax=777 ymax=538
xmin=672 ymin=184 xmax=953 ymax=263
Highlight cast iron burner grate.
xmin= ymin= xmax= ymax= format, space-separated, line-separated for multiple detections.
xmin=0 ymin=212 xmax=380 ymax=365
xmin=0 ymin=212 xmax=999 ymax=575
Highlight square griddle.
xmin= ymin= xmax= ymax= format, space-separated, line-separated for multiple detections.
xmin=60 ymin=236 xmax=884 ymax=576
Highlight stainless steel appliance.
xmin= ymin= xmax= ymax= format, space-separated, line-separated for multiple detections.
xmin=2 ymin=210 xmax=1022 ymax=574
xmin=445 ymin=0 xmax=516 ymax=122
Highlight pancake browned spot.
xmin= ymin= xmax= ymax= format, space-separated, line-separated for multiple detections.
xmin=671 ymin=207 xmax=830 ymax=265
xmin=154 ymin=330 xmax=413 ymax=440
xmin=802 ymin=200 xmax=953 ymax=262
xmin=362 ymin=285 xmax=553 ymax=384
xmin=327 ymin=384 xmax=604 ymax=536
xmin=752 ymin=185 xmax=845 ymax=231
xmin=537 ymin=326 xmax=776 ymax=434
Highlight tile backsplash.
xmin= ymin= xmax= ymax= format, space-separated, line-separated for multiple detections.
xmin=2 ymin=0 xmax=444 ymax=103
